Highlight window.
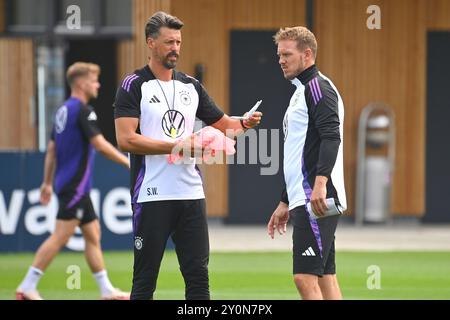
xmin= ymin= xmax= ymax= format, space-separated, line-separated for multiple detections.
xmin=5 ymin=0 xmax=132 ymax=37
xmin=54 ymin=0 xmax=96 ymax=35
xmin=7 ymin=0 xmax=50 ymax=33
xmin=104 ymin=0 xmax=132 ymax=30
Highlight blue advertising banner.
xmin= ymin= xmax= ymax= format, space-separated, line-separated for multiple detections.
xmin=0 ymin=152 xmax=133 ymax=252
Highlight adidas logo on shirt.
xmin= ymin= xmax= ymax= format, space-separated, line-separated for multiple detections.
xmin=87 ymin=111 xmax=97 ymax=121
xmin=301 ymin=246 xmax=316 ymax=257
xmin=149 ymin=95 xmax=161 ymax=103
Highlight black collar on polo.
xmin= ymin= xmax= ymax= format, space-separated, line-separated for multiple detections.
xmin=296 ymin=64 xmax=319 ymax=85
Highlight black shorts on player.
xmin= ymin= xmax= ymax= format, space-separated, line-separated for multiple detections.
xmin=290 ymin=205 xmax=339 ymax=276
xmin=56 ymin=194 xmax=97 ymax=225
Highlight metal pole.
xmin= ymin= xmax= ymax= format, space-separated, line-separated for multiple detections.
xmin=37 ymin=64 xmax=46 ymax=152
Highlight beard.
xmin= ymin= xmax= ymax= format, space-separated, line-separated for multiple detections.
xmin=283 ymin=68 xmax=300 ymax=80
xmin=162 ymin=52 xmax=179 ymax=69
xmin=284 ymin=61 xmax=306 ymax=80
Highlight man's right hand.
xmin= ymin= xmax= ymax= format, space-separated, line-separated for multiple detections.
xmin=267 ymin=201 xmax=289 ymax=239
xmin=174 ymin=133 xmax=212 ymax=158
xmin=40 ymin=183 xmax=53 ymax=205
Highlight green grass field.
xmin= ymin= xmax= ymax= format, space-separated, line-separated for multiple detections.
xmin=1 ymin=251 xmax=450 ymax=300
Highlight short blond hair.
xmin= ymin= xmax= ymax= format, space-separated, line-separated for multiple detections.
xmin=273 ymin=26 xmax=317 ymax=59
xmin=66 ymin=62 xmax=100 ymax=87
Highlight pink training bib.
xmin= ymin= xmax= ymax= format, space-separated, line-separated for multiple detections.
xmin=168 ymin=126 xmax=236 ymax=164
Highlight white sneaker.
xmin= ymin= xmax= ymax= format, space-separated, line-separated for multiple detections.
xmin=101 ymin=288 xmax=130 ymax=300
xmin=16 ymin=289 xmax=43 ymax=300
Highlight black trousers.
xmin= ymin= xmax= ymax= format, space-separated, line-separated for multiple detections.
xmin=130 ymin=199 xmax=210 ymax=300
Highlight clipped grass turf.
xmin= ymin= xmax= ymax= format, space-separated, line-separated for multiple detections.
xmin=1 ymin=251 xmax=449 ymax=300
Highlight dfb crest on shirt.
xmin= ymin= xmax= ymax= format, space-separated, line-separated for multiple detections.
xmin=134 ymin=236 xmax=143 ymax=250
xmin=55 ymin=106 xmax=68 ymax=134
xmin=161 ymin=110 xmax=185 ymax=139
xmin=283 ymin=112 xmax=288 ymax=140
xmin=179 ymin=90 xmax=191 ymax=106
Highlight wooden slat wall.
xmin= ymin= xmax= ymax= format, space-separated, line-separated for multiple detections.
xmin=427 ymin=0 xmax=450 ymax=30
xmin=314 ymin=0 xmax=450 ymax=217
xmin=171 ymin=0 xmax=229 ymax=217
xmin=226 ymin=0 xmax=306 ymax=29
xmin=117 ymin=0 xmax=172 ymax=80
xmin=117 ymin=0 xmax=450 ymax=217
xmin=117 ymin=0 xmax=305 ymax=217
xmin=0 ymin=0 xmax=446 ymax=215
xmin=314 ymin=0 xmax=428 ymax=216
xmin=0 ymin=39 xmax=36 ymax=150
xmin=0 ymin=0 xmax=4 ymax=33
xmin=171 ymin=0 xmax=306 ymax=216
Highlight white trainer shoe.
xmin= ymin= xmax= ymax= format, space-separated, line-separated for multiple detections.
xmin=16 ymin=289 xmax=43 ymax=300
xmin=101 ymin=288 xmax=130 ymax=300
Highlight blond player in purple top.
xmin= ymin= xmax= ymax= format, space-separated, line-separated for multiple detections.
xmin=16 ymin=62 xmax=130 ymax=300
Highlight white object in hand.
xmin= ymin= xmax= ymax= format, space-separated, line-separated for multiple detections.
xmin=230 ymin=100 xmax=262 ymax=120
xmin=307 ymin=198 xmax=343 ymax=220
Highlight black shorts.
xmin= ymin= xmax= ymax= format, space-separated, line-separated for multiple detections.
xmin=57 ymin=194 xmax=97 ymax=225
xmin=290 ymin=205 xmax=339 ymax=276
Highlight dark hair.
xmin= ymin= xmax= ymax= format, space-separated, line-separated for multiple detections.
xmin=145 ymin=11 xmax=184 ymax=40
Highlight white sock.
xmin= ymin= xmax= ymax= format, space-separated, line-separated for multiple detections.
xmin=93 ymin=270 xmax=115 ymax=296
xmin=18 ymin=266 xmax=44 ymax=292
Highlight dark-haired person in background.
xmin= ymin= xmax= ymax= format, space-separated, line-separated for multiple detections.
xmin=114 ymin=11 xmax=262 ymax=300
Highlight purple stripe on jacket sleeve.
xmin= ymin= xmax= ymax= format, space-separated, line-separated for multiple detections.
xmin=121 ymin=75 xmax=133 ymax=90
xmin=314 ymin=78 xmax=323 ymax=99
xmin=123 ymin=74 xmax=137 ymax=91
xmin=122 ymin=74 xmax=138 ymax=92
xmin=126 ymin=75 xmax=139 ymax=92
xmin=309 ymin=80 xmax=318 ymax=105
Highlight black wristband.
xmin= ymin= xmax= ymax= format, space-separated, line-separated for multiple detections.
xmin=240 ymin=119 xmax=249 ymax=130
